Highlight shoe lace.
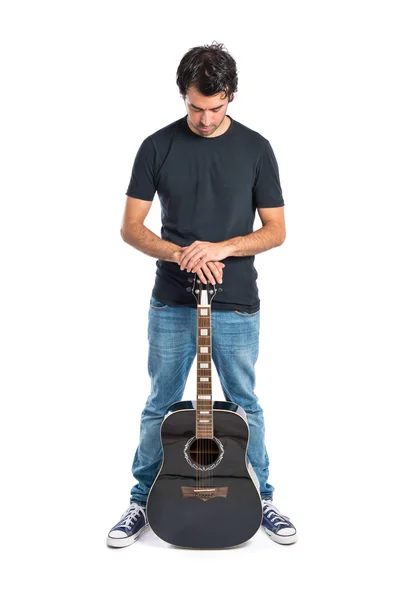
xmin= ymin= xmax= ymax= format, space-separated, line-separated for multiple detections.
xmin=262 ymin=500 xmax=291 ymax=527
xmin=119 ymin=504 xmax=146 ymax=527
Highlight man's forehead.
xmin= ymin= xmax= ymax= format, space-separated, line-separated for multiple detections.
xmin=185 ymin=89 xmax=228 ymax=109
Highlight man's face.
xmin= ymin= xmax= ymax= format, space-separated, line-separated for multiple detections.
xmin=183 ymin=85 xmax=231 ymax=137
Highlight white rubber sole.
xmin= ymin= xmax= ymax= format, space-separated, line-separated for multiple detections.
xmin=106 ymin=523 xmax=150 ymax=548
xmin=263 ymin=526 xmax=298 ymax=545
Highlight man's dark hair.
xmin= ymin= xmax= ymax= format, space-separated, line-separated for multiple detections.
xmin=176 ymin=41 xmax=238 ymax=102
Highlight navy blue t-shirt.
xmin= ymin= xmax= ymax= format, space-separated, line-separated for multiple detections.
xmin=126 ymin=114 xmax=285 ymax=313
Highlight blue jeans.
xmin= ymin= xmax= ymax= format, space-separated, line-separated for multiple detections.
xmin=130 ymin=295 xmax=275 ymax=505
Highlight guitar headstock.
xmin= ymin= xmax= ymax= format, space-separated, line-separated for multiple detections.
xmin=191 ymin=275 xmax=217 ymax=307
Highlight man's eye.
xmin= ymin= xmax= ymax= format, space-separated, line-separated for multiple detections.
xmin=192 ymin=108 xmax=221 ymax=112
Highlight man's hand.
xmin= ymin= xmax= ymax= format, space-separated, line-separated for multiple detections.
xmin=173 ymin=249 xmax=224 ymax=285
xmin=193 ymin=261 xmax=225 ymax=285
xmin=178 ymin=241 xmax=233 ymax=273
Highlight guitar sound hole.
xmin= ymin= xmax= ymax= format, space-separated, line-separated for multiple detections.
xmin=189 ymin=438 xmax=221 ymax=467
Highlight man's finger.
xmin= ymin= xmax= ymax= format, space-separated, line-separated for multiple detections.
xmin=201 ymin=264 xmax=216 ymax=285
xmin=193 ymin=266 xmax=207 ymax=284
xmin=212 ymin=261 xmax=223 ymax=282
xmin=207 ymin=262 xmax=223 ymax=283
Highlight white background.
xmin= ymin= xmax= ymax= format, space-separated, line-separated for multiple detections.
xmin=1 ymin=0 xmax=399 ymax=598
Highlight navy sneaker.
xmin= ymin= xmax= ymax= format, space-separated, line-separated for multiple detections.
xmin=107 ymin=502 xmax=149 ymax=547
xmin=261 ymin=499 xmax=298 ymax=545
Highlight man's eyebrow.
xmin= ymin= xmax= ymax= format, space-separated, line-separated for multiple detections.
xmin=190 ymin=103 xmax=224 ymax=110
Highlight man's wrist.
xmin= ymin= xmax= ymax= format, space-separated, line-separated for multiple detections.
xmin=221 ymin=239 xmax=239 ymax=258
xmin=171 ymin=248 xmax=182 ymax=264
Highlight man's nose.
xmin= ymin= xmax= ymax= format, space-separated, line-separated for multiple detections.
xmin=201 ymin=113 xmax=212 ymax=126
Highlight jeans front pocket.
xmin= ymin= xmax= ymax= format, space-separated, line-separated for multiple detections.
xmin=149 ymin=296 xmax=169 ymax=310
xmin=234 ymin=309 xmax=260 ymax=317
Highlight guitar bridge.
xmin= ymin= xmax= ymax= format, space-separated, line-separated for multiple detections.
xmin=181 ymin=486 xmax=228 ymax=501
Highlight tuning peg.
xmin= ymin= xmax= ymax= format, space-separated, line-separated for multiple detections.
xmin=218 ymin=288 xmax=223 ymax=292
xmin=188 ymin=277 xmax=193 ymax=283
xmin=186 ymin=287 xmax=192 ymax=292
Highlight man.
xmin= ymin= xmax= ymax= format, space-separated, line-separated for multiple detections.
xmin=107 ymin=41 xmax=297 ymax=547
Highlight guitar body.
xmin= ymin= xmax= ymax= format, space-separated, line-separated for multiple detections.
xmin=147 ymin=400 xmax=263 ymax=549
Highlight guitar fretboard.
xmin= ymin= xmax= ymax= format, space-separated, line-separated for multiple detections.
xmin=196 ymin=305 xmax=213 ymax=438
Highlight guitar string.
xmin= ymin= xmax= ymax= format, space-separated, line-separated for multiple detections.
xmin=207 ymin=290 xmax=212 ymax=494
xmin=205 ymin=292 xmax=211 ymax=494
xmin=199 ymin=294 xmax=205 ymax=492
xmin=196 ymin=301 xmax=198 ymax=493
xmin=198 ymin=294 xmax=202 ymax=492
xmin=196 ymin=329 xmax=198 ymax=495
xmin=208 ymin=304 xmax=211 ymax=494
xmin=209 ymin=291 xmax=213 ymax=493
xmin=200 ymin=305 xmax=204 ymax=492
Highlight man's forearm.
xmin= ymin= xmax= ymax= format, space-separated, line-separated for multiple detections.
xmin=222 ymin=222 xmax=286 ymax=258
xmin=121 ymin=222 xmax=180 ymax=263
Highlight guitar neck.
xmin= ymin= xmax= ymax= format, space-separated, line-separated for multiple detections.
xmin=196 ymin=302 xmax=213 ymax=439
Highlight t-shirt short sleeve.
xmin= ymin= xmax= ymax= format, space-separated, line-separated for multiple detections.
xmin=125 ymin=136 xmax=156 ymax=201
xmin=253 ymin=140 xmax=285 ymax=208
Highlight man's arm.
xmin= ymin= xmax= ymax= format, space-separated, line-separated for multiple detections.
xmin=120 ymin=196 xmax=181 ymax=263
xmin=224 ymin=206 xmax=286 ymax=257
xmin=120 ymin=196 xmax=225 ymax=284
xmin=178 ymin=206 xmax=286 ymax=272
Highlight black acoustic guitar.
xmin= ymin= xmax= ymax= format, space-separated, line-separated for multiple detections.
xmin=146 ymin=276 xmax=263 ymax=549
